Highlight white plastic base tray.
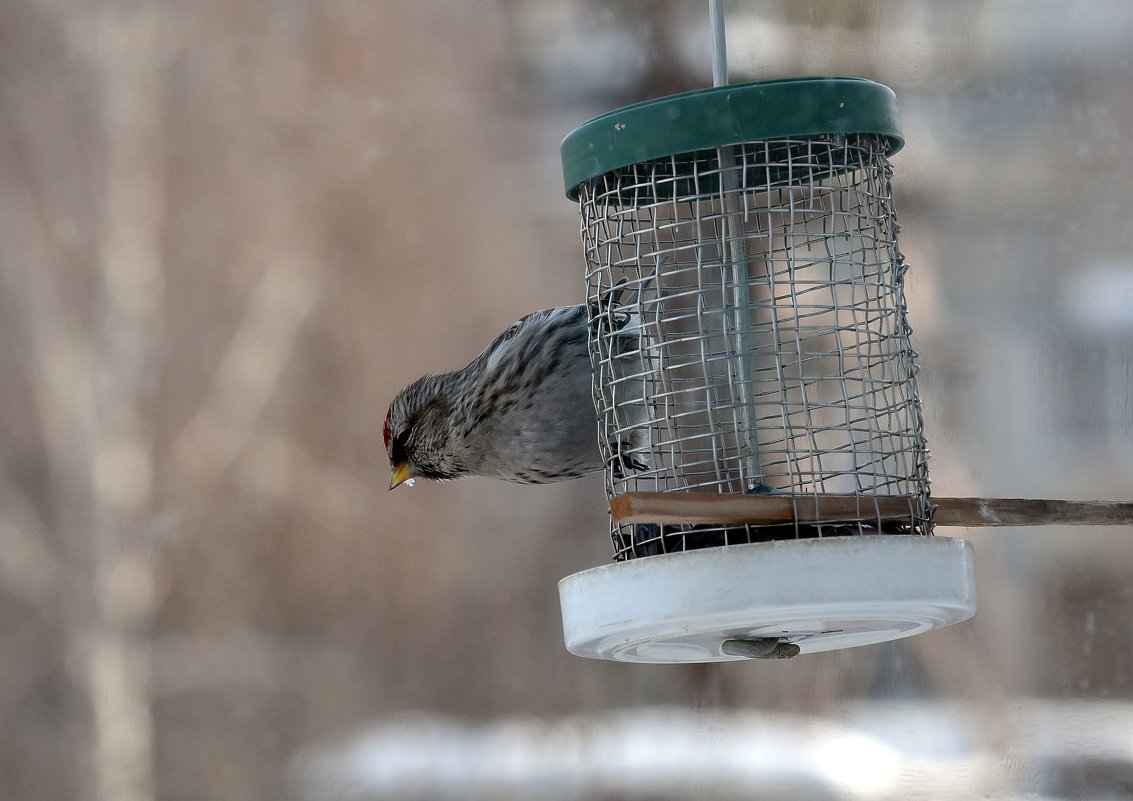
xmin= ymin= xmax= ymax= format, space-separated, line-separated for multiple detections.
xmin=558 ymin=535 xmax=976 ymax=663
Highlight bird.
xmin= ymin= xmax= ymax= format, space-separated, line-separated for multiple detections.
xmin=385 ymin=280 xmax=653 ymax=489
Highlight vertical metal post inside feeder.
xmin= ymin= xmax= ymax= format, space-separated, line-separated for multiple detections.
xmin=710 ymin=0 xmax=763 ymax=489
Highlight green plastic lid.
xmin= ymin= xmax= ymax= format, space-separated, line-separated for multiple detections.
xmin=561 ymin=77 xmax=903 ymax=200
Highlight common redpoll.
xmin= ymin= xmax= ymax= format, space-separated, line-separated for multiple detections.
xmin=385 ymin=283 xmax=652 ymax=489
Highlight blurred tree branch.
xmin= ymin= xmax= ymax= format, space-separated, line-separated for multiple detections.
xmin=0 ymin=3 xmax=180 ymax=800
xmin=0 ymin=489 xmax=62 ymax=609
xmin=173 ymin=256 xmax=321 ymax=491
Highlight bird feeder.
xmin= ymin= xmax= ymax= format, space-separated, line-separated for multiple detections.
xmin=554 ymin=74 xmax=1133 ymax=664
xmin=555 ymin=76 xmax=975 ymax=663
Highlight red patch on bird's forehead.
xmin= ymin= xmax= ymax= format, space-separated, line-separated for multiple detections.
xmin=382 ymin=406 xmax=393 ymax=450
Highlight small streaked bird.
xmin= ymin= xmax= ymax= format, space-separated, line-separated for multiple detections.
xmin=385 ymin=281 xmax=652 ymax=489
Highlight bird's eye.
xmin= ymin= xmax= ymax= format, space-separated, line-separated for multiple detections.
xmin=383 ymin=407 xmax=393 ymax=450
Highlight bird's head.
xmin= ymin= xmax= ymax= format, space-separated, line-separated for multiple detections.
xmin=384 ymin=374 xmax=468 ymax=489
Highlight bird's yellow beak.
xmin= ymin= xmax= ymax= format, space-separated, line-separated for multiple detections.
xmin=389 ymin=462 xmax=413 ymax=490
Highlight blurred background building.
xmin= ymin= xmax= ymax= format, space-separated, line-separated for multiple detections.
xmin=0 ymin=1 xmax=1131 ymax=799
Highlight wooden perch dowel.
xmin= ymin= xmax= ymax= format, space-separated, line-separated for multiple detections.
xmin=933 ymin=497 xmax=1133 ymax=527
xmin=609 ymin=492 xmax=1133 ymax=528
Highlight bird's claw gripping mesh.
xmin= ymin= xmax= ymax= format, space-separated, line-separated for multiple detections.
xmin=579 ymin=135 xmax=932 ymax=560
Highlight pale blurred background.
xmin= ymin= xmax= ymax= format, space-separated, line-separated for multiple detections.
xmin=1 ymin=1 xmax=1132 ymax=800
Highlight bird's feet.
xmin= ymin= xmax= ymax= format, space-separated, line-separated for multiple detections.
xmin=609 ymin=444 xmax=649 ymax=480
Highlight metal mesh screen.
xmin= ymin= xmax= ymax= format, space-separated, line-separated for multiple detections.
xmin=579 ymin=135 xmax=932 ymax=560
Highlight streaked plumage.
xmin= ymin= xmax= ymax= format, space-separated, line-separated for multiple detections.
xmin=385 ymin=283 xmax=651 ymax=488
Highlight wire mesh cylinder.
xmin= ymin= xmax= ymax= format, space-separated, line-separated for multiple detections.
xmin=563 ymin=80 xmax=932 ymax=560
